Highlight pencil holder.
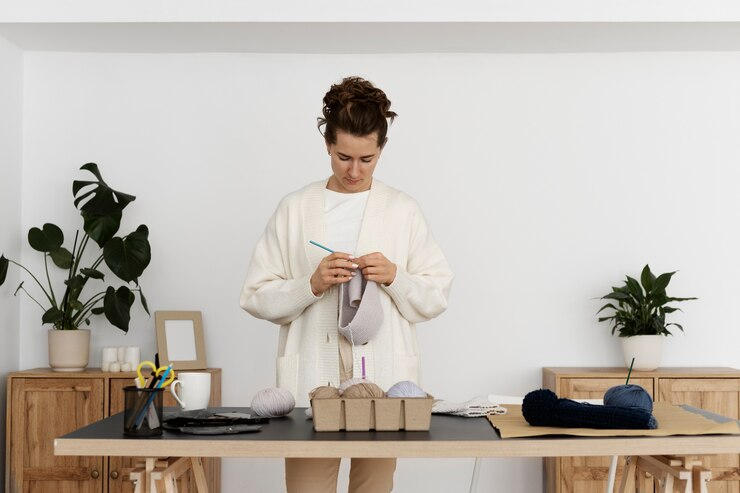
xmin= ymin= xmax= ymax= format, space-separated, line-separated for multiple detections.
xmin=123 ymin=386 xmax=164 ymax=437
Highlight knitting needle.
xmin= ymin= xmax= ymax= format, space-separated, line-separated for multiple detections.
xmin=309 ymin=240 xmax=334 ymax=254
xmin=625 ymin=358 xmax=635 ymax=385
xmin=361 ymin=356 xmax=366 ymax=380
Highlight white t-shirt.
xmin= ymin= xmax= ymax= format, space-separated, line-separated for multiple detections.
xmin=324 ymin=189 xmax=370 ymax=255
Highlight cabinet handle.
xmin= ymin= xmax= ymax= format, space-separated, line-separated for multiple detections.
xmin=91 ymin=469 xmax=100 ymax=479
xmin=110 ymin=471 xmax=119 ymax=480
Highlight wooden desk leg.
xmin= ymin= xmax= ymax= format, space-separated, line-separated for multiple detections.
xmin=692 ymin=466 xmax=711 ymax=493
xmin=191 ymin=457 xmax=210 ymax=493
xmin=618 ymin=456 xmax=637 ymax=493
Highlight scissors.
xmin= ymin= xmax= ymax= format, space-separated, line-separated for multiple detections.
xmin=136 ymin=361 xmax=175 ymax=388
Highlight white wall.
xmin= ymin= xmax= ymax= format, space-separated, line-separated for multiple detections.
xmin=0 ymin=34 xmax=22 ymax=485
xmin=18 ymin=51 xmax=740 ymax=492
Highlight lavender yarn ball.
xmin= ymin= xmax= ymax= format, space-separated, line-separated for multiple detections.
xmin=251 ymin=387 xmax=295 ymax=417
xmin=338 ymin=378 xmax=366 ymax=395
xmin=387 ymin=380 xmax=427 ymax=398
xmin=603 ymin=384 xmax=653 ymax=413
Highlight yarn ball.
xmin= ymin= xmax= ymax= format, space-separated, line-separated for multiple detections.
xmin=603 ymin=384 xmax=653 ymax=413
xmin=309 ymin=385 xmax=340 ymax=400
xmin=387 ymin=380 xmax=427 ymax=398
xmin=338 ymin=378 xmax=366 ymax=395
xmin=342 ymin=382 xmax=386 ymax=398
xmin=251 ymin=387 xmax=295 ymax=417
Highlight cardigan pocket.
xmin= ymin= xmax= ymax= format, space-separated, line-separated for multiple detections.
xmin=276 ymin=354 xmax=300 ymax=399
xmin=393 ymin=354 xmax=421 ymax=385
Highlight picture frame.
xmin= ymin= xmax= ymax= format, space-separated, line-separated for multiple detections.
xmin=155 ymin=311 xmax=207 ymax=370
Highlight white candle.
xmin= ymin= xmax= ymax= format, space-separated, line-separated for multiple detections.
xmin=121 ymin=362 xmax=132 ymax=372
xmin=124 ymin=346 xmax=140 ymax=368
xmin=109 ymin=362 xmax=121 ymax=373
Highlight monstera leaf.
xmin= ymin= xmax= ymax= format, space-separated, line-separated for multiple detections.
xmin=104 ymin=286 xmax=135 ymax=333
xmin=103 ymin=225 xmax=151 ymax=284
xmin=73 ymin=163 xmax=136 ymax=247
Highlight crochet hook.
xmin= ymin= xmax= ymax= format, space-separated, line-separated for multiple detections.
xmin=309 ymin=240 xmax=334 ymax=253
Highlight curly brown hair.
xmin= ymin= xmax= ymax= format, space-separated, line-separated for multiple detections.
xmin=318 ymin=76 xmax=398 ymax=148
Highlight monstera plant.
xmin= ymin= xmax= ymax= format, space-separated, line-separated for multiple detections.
xmin=0 ymin=163 xmax=151 ymax=333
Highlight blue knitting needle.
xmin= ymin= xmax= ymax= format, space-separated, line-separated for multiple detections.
xmin=309 ymin=240 xmax=334 ymax=254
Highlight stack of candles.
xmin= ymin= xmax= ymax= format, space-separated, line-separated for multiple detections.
xmin=101 ymin=346 xmax=141 ymax=372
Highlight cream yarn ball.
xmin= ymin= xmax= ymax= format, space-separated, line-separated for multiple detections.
xmin=387 ymin=380 xmax=427 ymax=398
xmin=251 ymin=387 xmax=295 ymax=417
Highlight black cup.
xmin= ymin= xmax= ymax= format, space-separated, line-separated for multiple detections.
xmin=123 ymin=386 xmax=164 ymax=437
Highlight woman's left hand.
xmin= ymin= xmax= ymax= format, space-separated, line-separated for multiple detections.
xmin=355 ymin=252 xmax=397 ymax=286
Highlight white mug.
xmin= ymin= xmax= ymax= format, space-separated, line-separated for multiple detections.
xmin=170 ymin=372 xmax=211 ymax=411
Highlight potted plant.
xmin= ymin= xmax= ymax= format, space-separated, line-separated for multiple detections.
xmin=597 ymin=264 xmax=696 ymax=370
xmin=0 ymin=163 xmax=151 ymax=371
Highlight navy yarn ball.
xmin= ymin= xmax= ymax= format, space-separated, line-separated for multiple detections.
xmin=603 ymin=384 xmax=653 ymax=413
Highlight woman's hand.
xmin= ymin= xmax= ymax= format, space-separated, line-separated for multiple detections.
xmin=355 ymin=252 xmax=397 ymax=286
xmin=310 ymin=252 xmax=358 ymax=296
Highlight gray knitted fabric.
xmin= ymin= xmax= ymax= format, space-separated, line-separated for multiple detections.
xmin=338 ymin=274 xmax=383 ymax=345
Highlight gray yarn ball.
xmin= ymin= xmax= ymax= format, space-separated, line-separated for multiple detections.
xmin=387 ymin=380 xmax=427 ymax=398
xmin=251 ymin=387 xmax=296 ymax=417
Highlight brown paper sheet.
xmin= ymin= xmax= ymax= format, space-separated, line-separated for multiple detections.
xmin=488 ymin=402 xmax=740 ymax=439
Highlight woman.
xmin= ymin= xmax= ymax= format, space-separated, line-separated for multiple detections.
xmin=240 ymin=76 xmax=453 ymax=493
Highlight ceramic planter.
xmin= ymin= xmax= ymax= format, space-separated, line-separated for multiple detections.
xmin=48 ymin=329 xmax=91 ymax=372
xmin=620 ymin=334 xmax=664 ymax=371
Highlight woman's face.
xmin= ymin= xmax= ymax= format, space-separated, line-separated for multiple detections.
xmin=326 ymin=130 xmax=383 ymax=193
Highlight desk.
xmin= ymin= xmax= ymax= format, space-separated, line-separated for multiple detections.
xmin=55 ymin=407 xmax=740 ymax=492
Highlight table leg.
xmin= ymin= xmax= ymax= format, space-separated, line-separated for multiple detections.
xmin=692 ymin=466 xmax=711 ymax=493
xmin=191 ymin=457 xmax=210 ymax=493
xmin=618 ymin=456 xmax=637 ymax=493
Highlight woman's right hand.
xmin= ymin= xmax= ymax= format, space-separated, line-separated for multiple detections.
xmin=310 ymin=252 xmax=358 ymax=296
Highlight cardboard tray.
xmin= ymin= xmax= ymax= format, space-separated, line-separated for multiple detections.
xmin=311 ymin=397 xmax=433 ymax=431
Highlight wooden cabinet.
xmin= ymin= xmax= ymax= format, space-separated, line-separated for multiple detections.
xmin=5 ymin=368 xmax=222 ymax=493
xmin=543 ymin=367 xmax=740 ymax=493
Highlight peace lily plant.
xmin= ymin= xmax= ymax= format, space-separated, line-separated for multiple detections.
xmin=0 ymin=163 xmax=151 ymax=333
xmin=597 ymin=264 xmax=696 ymax=370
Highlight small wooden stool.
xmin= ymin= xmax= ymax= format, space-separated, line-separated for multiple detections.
xmin=130 ymin=457 xmax=210 ymax=493
xmin=618 ymin=455 xmax=712 ymax=493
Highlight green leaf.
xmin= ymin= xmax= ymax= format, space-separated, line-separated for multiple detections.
xmin=602 ymin=292 xmax=631 ymax=301
xmin=0 ymin=255 xmax=8 ymax=285
xmin=28 ymin=223 xmax=64 ymax=252
xmin=597 ymin=303 xmax=618 ymax=314
xmin=104 ymin=286 xmax=135 ymax=333
xmin=138 ymin=286 xmax=150 ymax=316
xmin=69 ymin=300 xmax=84 ymax=312
xmin=80 ymin=268 xmax=105 ymax=280
xmin=625 ymin=276 xmax=644 ymax=301
xmin=49 ymin=247 xmax=74 ymax=269
xmin=42 ymin=307 xmax=64 ymax=325
xmin=640 ymin=264 xmax=654 ymax=293
xmin=73 ymin=163 xmax=135 ymax=248
xmin=91 ymin=306 xmax=105 ymax=315
xmin=103 ymin=225 xmax=151 ymax=283
xmin=652 ymin=271 xmax=676 ymax=292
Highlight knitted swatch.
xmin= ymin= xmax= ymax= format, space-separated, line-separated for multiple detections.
xmin=522 ymin=389 xmax=657 ymax=430
xmin=338 ymin=273 xmax=383 ymax=345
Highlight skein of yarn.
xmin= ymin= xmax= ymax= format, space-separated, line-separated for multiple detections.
xmin=251 ymin=388 xmax=296 ymax=417
xmin=387 ymin=380 xmax=427 ymax=398
xmin=603 ymin=384 xmax=653 ymax=413
xmin=342 ymin=382 xmax=385 ymax=398
xmin=310 ymin=385 xmax=341 ymax=399
xmin=339 ymin=378 xmax=366 ymax=395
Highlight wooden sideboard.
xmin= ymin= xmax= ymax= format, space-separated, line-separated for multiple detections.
xmin=543 ymin=367 xmax=740 ymax=493
xmin=5 ymin=368 xmax=222 ymax=493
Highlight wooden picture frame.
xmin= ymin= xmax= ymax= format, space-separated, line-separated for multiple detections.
xmin=155 ymin=311 xmax=207 ymax=370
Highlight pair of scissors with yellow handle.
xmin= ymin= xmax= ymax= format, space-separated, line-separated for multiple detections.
xmin=136 ymin=361 xmax=175 ymax=388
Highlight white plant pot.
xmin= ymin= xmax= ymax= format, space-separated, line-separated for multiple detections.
xmin=48 ymin=329 xmax=91 ymax=372
xmin=620 ymin=335 xmax=665 ymax=371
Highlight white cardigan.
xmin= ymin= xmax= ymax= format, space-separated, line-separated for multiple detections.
xmin=240 ymin=179 xmax=453 ymax=406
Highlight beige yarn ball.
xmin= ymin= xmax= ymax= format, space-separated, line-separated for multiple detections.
xmin=309 ymin=385 xmax=340 ymax=400
xmin=251 ymin=387 xmax=295 ymax=417
xmin=338 ymin=378 xmax=366 ymax=395
xmin=342 ymin=382 xmax=385 ymax=398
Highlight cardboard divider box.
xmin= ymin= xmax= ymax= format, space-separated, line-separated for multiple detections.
xmin=311 ymin=396 xmax=433 ymax=431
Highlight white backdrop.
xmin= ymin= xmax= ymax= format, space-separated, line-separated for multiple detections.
xmin=10 ymin=50 xmax=740 ymax=492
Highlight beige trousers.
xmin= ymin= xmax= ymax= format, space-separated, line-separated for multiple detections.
xmin=285 ymin=458 xmax=396 ymax=493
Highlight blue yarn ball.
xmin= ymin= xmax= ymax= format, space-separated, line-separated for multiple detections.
xmin=387 ymin=380 xmax=427 ymax=398
xmin=603 ymin=384 xmax=653 ymax=413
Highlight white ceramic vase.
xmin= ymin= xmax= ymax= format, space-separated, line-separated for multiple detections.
xmin=48 ymin=329 xmax=91 ymax=372
xmin=620 ymin=334 xmax=665 ymax=371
